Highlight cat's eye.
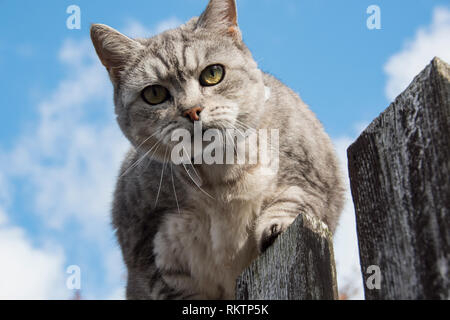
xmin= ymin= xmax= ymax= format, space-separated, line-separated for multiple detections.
xmin=200 ymin=65 xmax=225 ymax=86
xmin=141 ymin=85 xmax=170 ymax=105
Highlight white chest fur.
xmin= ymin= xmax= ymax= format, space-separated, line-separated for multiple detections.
xmin=153 ymin=163 xmax=277 ymax=299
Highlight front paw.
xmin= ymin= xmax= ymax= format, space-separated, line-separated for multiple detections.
xmin=256 ymin=216 xmax=296 ymax=253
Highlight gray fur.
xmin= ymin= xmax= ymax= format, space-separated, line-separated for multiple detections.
xmin=91 ymin=0 xmax=345 ymax=300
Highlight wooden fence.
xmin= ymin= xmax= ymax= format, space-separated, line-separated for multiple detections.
xmin=235 ymin=57 xmax=450 ymax=300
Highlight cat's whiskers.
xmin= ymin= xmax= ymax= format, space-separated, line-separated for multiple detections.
xmin=213 ymin=125 xmax=228 ymax=157
xmin=134 ymin=130 xmax=161 ymax=153
xmin=221 ymin=124 xmax=238 ymax=155
xmin=190 ymin=161 xmax=202 ymax=184
xmin=220 ymin=119 xmax=255 ymax=138
xmin=121 ymin=130 xmax=164 ymax=176
xmin=234 ymin=119 xmax=258 ymax=134
xmin=235 ymin=118 xmax=259 ymax=132
xmin=143 ymin=141 xmax=163 ymax=171
xmin=221 ymin=120 xmax=254 ymax=141
xmin=170 ymin=163 xmax=181 ymax=215
xmin=182 ymin=143 xmax=202 ymax=183
xmin=120 ymin=138 xmax=163 ymax=178
xmin=181 ymin=146 xmax=214 ymax=199
xmin=154 ymin=146 xmax=170 ymax=208
xmin=161 ymin=123 xmax=182 ymax=144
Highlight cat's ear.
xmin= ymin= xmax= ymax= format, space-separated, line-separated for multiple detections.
xmin=90 ymin=24 xmax=142 ymax=81
xmin=197 ymin=0 xmax=241 ymax=40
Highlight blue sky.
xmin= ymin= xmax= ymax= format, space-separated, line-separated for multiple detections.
xmin=0 ymin=0 xmax=449 ymax=299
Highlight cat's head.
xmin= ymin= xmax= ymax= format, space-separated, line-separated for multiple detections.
xmin=90 ymin=0 xmax=266 ymax=161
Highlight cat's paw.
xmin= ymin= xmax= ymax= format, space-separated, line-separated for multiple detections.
xmin=255 ymin=215 xmax=296 ymax=253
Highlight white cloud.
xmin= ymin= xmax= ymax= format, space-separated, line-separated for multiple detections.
xmin=0 ymin=209 xmax=68 ymax=299
xmin=0 ymin=175 xmax=10 ymax=211
xmin=384 ymin=7 xmax=450 ymax=100
xmin=6 ymin=38 xmax=129 ymax=235
xmin=0 ymin=207 xmax=8 ymax=226
xmin=0 ymin=16 xmax=187 ymax=300
xmin=1 ymin=31 xmax=129 ymax=300
xmin=3 ymin=17 xmax=184 ymax=236
xmin=0 ymin=186 xmax=67 ymax=299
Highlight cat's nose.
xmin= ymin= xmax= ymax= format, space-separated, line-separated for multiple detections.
xmin=183 ymin=107 xmax=204 ymax=122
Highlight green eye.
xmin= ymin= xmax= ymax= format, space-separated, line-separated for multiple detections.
xmin=141 ymin=85 xmax=170 ymax=105
xmin=200 ymin=65 xmax=225 ymax=86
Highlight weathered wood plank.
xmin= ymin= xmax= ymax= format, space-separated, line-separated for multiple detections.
xmin=236 ymin=213 xmax=338 ymax=300
xmin=348 ymin=57 xmax=450 ymax=299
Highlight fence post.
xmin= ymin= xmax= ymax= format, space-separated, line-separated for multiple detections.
xmin=236 ymin=213 xmax=338 ymax=300
xmin=348 ymin=57 xmax=450 ymax=299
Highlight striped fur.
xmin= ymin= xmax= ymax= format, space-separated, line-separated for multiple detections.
xmin=91 ymin=0 xmax=345 ymax=300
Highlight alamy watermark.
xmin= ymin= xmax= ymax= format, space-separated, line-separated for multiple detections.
xmin=66 ymin=265 xmax=81 ymax=290
xmin=169 ymin=121 xmax=279 ymax=169
xmin=367 ymin=5 xmax=381 ymax=30
xmin=365 ymin=265 xmax=381 ymax=290
xmin=66 ymin=5 xmax=81 ymax=30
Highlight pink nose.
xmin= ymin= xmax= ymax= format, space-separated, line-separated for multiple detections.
xmin=183 ymin=107 xmax=204 ymax=121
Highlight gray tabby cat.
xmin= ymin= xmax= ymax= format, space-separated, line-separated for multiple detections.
xmin=91 ymin=0 xmax=345 ymax=300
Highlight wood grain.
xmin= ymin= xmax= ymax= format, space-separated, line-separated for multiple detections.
xmin=348 ymin=57 xmax=450 ymax=299
xmin=236 ymin=213 xmax=338 ymax=300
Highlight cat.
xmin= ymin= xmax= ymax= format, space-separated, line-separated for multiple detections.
xmin=90 ymin=0 xmax=345 ymax=300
